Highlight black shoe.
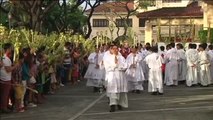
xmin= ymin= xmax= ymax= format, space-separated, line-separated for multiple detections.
xmin=136 ymin=90 xmax=141 ymax=94
xmin=117 ymin=105 xmax=123 ymax=110
xmin=109 ymin=105 xmax=115 ymax=112
xmin=151 ymin=92 xmax=158 ymax=95
xmin=131 ymin=90 xmax=136 ymax=93
xmin=1 ymin=109 xmax=12 ymax=114
xmin=93 ymin=87 xmax=99 ymax=93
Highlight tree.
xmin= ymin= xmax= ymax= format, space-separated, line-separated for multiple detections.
xmin=42 ymin=0 xmax=87 ymax=34
xmin=0 ymin=0 xmax=88 ymax=34
xmin=0 ymin=0 xmax=58 ymax=32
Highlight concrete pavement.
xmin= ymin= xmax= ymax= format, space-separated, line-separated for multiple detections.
xmin=1 ymin=81 xmax=213 ymax=120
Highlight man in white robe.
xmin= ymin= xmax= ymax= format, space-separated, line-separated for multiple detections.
xmin=144 ymin=46 xmax=164 ymax=95
xmin=185 ymin=44 xmax=199 ymax=87
xmin=85 ymin=47 xmax=105 ymax=92
xmin=176 ymin=43 xmax=187 ymax=82
xmin=208 ymin=45 xmax=213 ymax=82
xmin=126 ymin=47 xmax=145 ymax=93
xmin=164 ymin=43 xmax=179 ymax=86
xmin=139 ymin=46 xmax=151 ymax=81
xmin=103 ymin=44 xmax=128 ymax=112
xmin=198 ymin=44 xmax=211 ymax=86
xmin=158 ymin=46 xmax=166 ymax=80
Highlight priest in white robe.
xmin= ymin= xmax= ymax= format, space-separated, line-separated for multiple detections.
xmin=85 ymin=47 xmax=105 ymax=92
xmin=126 ymin=47 xmax=145 ymax=93
xmin=198 ymin=44 xmax=211 ymax=86
xmin=103 ymin=44 xmax=128 ymax=112
xmin=144 ymin=46 xmax=164 ymax=95
xmin=164 ymin=43 xmax=179 ymax=86
xmin=185 ymin=44 xmax=199 ymax=87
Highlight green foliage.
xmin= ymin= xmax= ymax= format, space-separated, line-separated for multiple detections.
xmin=41 ymin=1 xmax=87 ymax=34
xmin=198 ymin=30 xmax=208 ymax=43
xmin=198 ymin=28 xmax=213 ymax=43
xmin=138 ymin=0 xmax=156 ymax=9
xmin=0 ymin=1 xmax=87 ymax=34
xmin=0 ymin=24 xmax=95 ymax=62
xmin=210 ymin=29 xmax=213 ymax=44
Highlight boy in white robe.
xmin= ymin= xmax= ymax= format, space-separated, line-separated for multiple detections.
xmin=164 ymin=43 xmax=179 ymax=86
xmin=176 ymin=43 xmax=187 ymax=82
xmin=144 ymin=46 xmax=164 ymax=95
xmin=198 ymin=44 xmax=211 ymax=86
xmin=103 ymin=44 xmax=128 ymax=112
xmin=85 ymin=47 xmax=105 ymax=92
xmin=126 ymin=47 xmax=145 ymax=94
xmin=185 ymin=44 xmax=199 ymax=87
xmin=159 ymin=46 xmax=166 ymax=80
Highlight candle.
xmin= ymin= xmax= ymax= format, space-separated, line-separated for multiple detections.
xmin=105 ymin=30 xmax=108 ymax=45
xmin=96 ymin=35 xmax=99 ymax=49
xmin=133 ymin=36 xmax=136 ymax=48
xmin=96 ymin=32 xmax=100 ymax=48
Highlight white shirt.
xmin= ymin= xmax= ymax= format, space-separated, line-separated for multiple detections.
xmin=0 ymin=55 xmax=12 ymax=81
xmin=145 ymin=53 xmax=163 ymax=70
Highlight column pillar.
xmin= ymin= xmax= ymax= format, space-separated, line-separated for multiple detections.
xmin=145 ymin=20 xmax=153 ymax=44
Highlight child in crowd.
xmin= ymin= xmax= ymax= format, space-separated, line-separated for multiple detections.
xmin=72 ymin=60 xmax=80 ymax=85
xmin=13 ymin=54 xmax=25 ymax=112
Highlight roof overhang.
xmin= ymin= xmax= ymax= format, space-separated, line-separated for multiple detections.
xmin=137 ymin=1 xmax=203 ymax=19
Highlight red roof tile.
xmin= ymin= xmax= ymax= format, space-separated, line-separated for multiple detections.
xmin=137 ymin=1 xmax=203 ymax=18
xmin=85 ymin=1 xmax=134 ymax=13
xmin=202 ymin=0 xmax=213 ymax=4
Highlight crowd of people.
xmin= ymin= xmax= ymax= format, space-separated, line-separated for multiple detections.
xmin=0 ymin=42 xmax=88 ymax=114
xmin=84 ymin=41 xmax=213 ymax=112
xmin=1 ymin=40 xmax=213 ymax=113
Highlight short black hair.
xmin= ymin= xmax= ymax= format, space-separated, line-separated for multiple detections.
xmin=146 ymin=46 xmax=151 ymax=51
xmin=200 ymin=43 xmax=207 ymax=50
xmin=170 ymin=43 xmax=175 ymax=48
xmin=188 ymin=43 xmax=193 ymax=49
xmin=19 ymin=53 xmax=24 ymax=60
xmin=202 ymin=43 xmax=208 ymax=49
xmin=3 ymin=43 xmax=12 ymax=50
xmin=151 ymin=46 xmax=158 ymax=53
xmin=208 ymin=45 xmax=213 ymax=50
xmin=192 ymin=44 xmax=196 ymax=49
xmin=166 ymin=44 xmax=171 ymax=49
xmin=22 ymin=48 xmax=28 ymax=53
xmin=176 ymin=43 xmax=183 ymax=49
xmin=199 ymin=44 xmax=205 ymax=50
xmin=160 ymin=46 xmax=165 ymax=51
xmin=146 ymin=42 xmax=151 ymax=46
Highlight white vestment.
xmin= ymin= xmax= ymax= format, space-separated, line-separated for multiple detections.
xmin=185 ymin=49 xmax=199 ymax=86
xmin=208 ymin=50 xmax=213 ymax=82
xmin=164 ymin=48 xmax=179 ymax=86
xmin=177 ymin=49 xmax=187 ymax=81
xmin=145 ymin=53 xmax=163 ymax=93
xmin=198 ymin=51 xmax=211 ymax=86
xmin=85 ymin=52 xmax=105 ymax=87
xmin=125 ymin=53 xmax=145 ymax=91
xmin=103 ymin=54 xmax=128 ymax=108
xmin=139 ymin=50 xmax=151 ymax=81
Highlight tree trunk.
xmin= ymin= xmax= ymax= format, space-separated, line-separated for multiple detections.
xmin=85 ymin=16 xmax=92 ymax=39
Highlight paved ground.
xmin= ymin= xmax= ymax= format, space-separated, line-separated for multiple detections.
xmin=1 ymin=81 xmax=213 ymax=120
